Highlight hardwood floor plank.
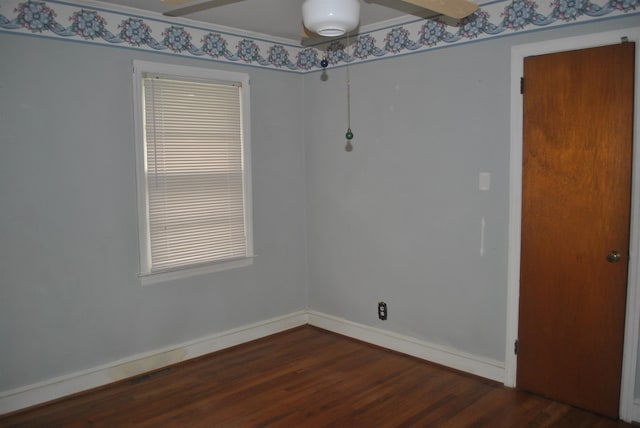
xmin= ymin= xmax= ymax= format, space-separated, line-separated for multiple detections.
xmin=0 ymin=326 xmax=634 ymax=427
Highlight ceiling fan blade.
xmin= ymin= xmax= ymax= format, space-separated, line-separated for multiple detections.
xmin=400 ymin=0 xmax=478 ymax=19
xmin=160 ymin=0 xmax=194 ymax=6
xmin=163 ymin=0 xmax=244 ymax=17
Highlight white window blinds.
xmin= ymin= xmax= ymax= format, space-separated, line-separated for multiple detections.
xmin=138 ymin=69 xmax=252 ymax=277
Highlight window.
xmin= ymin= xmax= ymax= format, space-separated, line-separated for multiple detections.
xmin=133 ymin=60 xmax=253 ymax=284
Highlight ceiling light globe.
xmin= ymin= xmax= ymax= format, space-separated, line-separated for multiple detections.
xmin=302 ymin=0 xmax=360 ymax=37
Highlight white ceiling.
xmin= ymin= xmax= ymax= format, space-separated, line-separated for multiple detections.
xmin=102 ymin=0 xmax=437 ymax=42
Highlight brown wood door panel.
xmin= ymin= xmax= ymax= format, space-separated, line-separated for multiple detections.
xmin=517 ymin=42 xmax=635 ymax=418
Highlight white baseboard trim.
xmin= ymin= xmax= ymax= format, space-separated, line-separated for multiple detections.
xmin=0 ymin=311 xmax=308 ymax=416
xmin=1 ymin=310 xmax=508 ymax=416
xmin=307 ymin=311 xmax=505 ymax=383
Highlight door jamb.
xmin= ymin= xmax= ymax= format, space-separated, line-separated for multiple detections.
xmin=506 ymin=27 xmax=640 ymax=422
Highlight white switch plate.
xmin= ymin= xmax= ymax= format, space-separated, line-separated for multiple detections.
xmin=479 ymin=172 xmax=491 ymax=191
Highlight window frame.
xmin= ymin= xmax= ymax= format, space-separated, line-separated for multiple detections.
xmin=132 ymin=60 xmax=253 ymax=285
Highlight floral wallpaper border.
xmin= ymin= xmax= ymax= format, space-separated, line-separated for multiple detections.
xmin=0 ymin=0 xmax=637 ymax=73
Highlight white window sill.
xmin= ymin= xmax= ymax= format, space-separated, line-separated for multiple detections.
xmin=139 ymin=257 xmax=254 ymax=286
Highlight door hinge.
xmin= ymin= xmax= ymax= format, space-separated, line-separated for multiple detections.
xmin=520 ymin=77 xmax=524 ymax=94
xmin=514 ymin=339 xmax=519 ymax=355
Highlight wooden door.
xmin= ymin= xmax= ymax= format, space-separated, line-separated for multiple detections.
xmin=517 ymin=42 xmax=635 ymax=418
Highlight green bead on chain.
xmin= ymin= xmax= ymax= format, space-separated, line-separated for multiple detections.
xmin=345 ymin=128 xmax=354 ymax=140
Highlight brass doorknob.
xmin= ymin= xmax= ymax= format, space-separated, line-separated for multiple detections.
xmin=607 ymin=250 xmax=622 ymax=263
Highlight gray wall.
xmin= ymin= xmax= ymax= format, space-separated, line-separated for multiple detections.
xmin=0 ymin=34 xmax=308 ymax=391
xmin=304 ymin=17 xmax=640 ymax=366
xmin=1 ymin=14 xmax=639 ymax=403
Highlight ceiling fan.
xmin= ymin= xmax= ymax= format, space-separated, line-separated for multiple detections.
xmin=162 ymin=0 xmax=479 ymax=41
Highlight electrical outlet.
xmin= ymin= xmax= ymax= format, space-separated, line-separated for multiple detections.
xmin=378 ymin=302 xmax=387 ymax=320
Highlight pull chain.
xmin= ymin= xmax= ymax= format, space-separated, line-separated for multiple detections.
xmin=345 ymin=33 xmax=354 ymax=152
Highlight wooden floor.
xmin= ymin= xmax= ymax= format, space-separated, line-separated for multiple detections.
xmin=0 ymin=326 xmax=635 ymax=427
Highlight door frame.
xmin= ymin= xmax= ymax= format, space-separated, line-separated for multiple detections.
xmin=506 ymin=27 xmax=640 ymax=422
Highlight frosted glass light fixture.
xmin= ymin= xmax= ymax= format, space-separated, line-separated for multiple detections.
xmin=302 ymin=0 xmax=360 ymax=37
